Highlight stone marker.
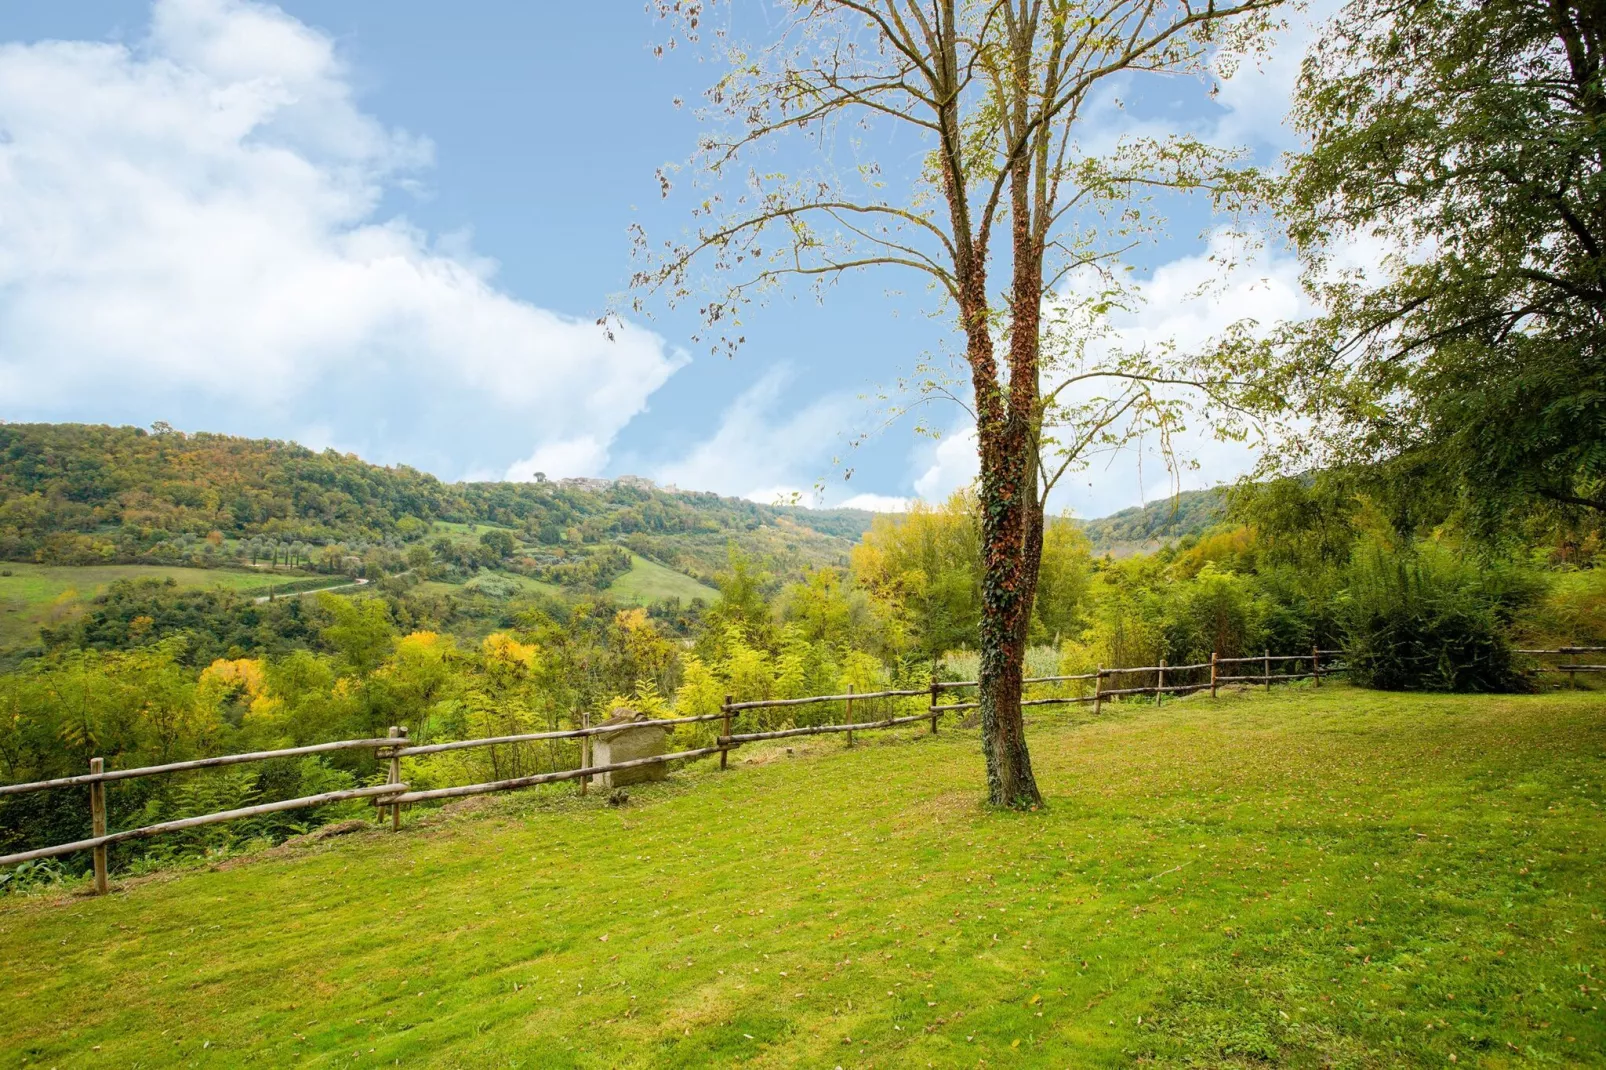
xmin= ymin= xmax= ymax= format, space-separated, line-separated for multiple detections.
xmin=590 ymin=707 xmax=670 ymax=789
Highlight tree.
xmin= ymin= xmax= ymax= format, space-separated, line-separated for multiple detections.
xmin=1274 ymin=0 xmax=1606 ymax=535
xmin=638 ymin=0 xmax=1278 ymax=806
xmin=851 ymin=493 xmax=983 ymax=663
xmin=479 ymin=528 xmax=517 ymax=559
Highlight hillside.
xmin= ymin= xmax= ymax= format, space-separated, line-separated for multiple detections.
xmin=1077 ymin=486 xmax=1226 ymax=554
xmin=2 ymin=687 xmax=1600 ymax=1067
xmin=0 ymin=422 xmax=870 ymax=584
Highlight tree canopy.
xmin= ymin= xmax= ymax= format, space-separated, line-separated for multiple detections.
xmin=1274 ymin=0 xmax=1606 ymax=536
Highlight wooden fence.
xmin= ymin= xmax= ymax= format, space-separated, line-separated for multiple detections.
xmin=11 ymin=643 xmax=1600 ymax=893
xmin=1518 ymin=646 xmax=1606 ymax=686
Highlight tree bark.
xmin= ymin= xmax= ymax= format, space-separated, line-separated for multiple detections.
xmin=970 ymin=138 xmax=1047 ymax=810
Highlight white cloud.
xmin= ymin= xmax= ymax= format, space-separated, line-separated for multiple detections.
xmin=837 ymin=493 xmax=910 ymax=513
xmin=1208 ymin=0 xmax=1346 ymax=151
xmin=912 ymin=426 xmax=979 ymax=502
xmin=652 ymin=366 xmax=859 ymax=503
xmin=1049 ymin=232 xmax=1309 ymax=516
xmin=0 ymin=0 xmax=680 ymax=478
xmin=892 ymin=235 xmax=1308 ymax=520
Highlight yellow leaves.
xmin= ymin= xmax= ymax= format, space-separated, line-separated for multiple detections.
xmin=241 ymin=693 xmax=286 ymax=735
xmin=481 ymin=632 xmax=537 ymax=673
xmin=200 ymin=657 xmax=266 ymax=698
xmin=614 ymin=607 xmax=651 ymax=633
xmin=398 ymin=630 xmax=445 ymax=654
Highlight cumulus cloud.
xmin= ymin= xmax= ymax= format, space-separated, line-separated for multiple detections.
xmin=1210 ymin=0 xmax=1346 ymax=152
xmin=837 ymin=493 xmax=910 ymax=513
xmin=652 ymin=366 xmax=860 ymax=503
xmin=912 ymin=426 xmax=980 ymax=503
xmin=897 ymin=235 xmax=1308 ymax=519
xmin=0 ymin=0 xmax=681 ymax=478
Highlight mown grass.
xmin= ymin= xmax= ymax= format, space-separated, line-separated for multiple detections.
xmin=1 ymin=685 xmax=1602 ymax=1068
xmin=606 ymin=553 xmax=719 ymax=606
xmin=0 ymin=563 xmax=284 ymax=650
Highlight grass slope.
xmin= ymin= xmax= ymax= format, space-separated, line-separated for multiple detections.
xmin=2 ymin=686 xmax=1603 ymax=1068
xmin=607 ymin=553 xmax=720 ymax=606
xmin=0 ymin=562 xmax=287 ymax=650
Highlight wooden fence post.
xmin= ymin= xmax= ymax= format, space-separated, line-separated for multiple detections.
xmin=845 ymin=685 xmax=855 ymax=748
xmin=89 ymin=757 xmax=107 ymax=895
xmin=1312 ymin=645 xmax=1321 ymax=688
xmin=929 ymin=677 xmax=940 ymax=735
xmin=1093 ymin=667 xmax=1103 ymax=716
xmin=1210 ymin=652 xmax=1219 ymax=699
xmin=385 ymin=726 xmax=401 ymax=832
xmin=720 ymin=695 xmax=732 ymax=770
xmin=1264 ymin=649 xmax=1272 ymax=692
xmin=1156 ymin=658 xmax=1165 ymax=706
xmin=579 ymin=710 xmax=590 ymax=796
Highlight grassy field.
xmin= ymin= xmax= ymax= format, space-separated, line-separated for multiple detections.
xmin=607 ymin=552 xmax=720 ymax=606
xmin=1 ymin=685 xmax=1602 ymax=1068
xmin=0 ymin=562 xmax=287 ymax=650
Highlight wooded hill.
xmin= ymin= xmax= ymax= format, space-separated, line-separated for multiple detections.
xmin=1076 ymin=487 xmax=1226 ymax=554
xmin=0 ymin=423 xmax=873 ymax=585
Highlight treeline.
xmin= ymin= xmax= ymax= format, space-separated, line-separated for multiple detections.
xmin=0 ymin=423 xmax=870 ymax=579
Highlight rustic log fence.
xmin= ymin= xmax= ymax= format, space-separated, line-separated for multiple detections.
xmin=1518 ymin=646 xmax=1606 ymax=687
xmin=10 ymin=644 xmax=1602 ymax=892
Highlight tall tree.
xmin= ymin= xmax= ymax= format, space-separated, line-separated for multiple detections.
xmin=637 ymin=0 xmax=1278 ymax=806
xmin=1274 ymin=0 xmax=1606 ymax=535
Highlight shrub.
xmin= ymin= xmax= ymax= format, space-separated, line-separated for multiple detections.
xmin=1338 ymin=541 xmax=1537 ymax=692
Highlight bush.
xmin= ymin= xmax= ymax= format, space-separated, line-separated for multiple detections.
xmin=1515 ymin=566 xmax=1606 ymax=646
xmin=1338 ymin=541 xmax=1537 ymax=692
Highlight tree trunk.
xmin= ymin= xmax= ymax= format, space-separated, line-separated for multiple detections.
xmin=974 ymin=417 xmax=1044 ymax=808
xmin=971 ymin=142 xmax=1051 ymax=809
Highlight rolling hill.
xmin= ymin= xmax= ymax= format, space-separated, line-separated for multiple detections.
xmin=1076 ymin=486 xmax=1227 ymax=555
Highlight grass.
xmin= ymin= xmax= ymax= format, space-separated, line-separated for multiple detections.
xmin=607 ymin=552 xmax=719 ymax=606
xmin=0 ymin=562 xmax=285 ymax=650
xmin=429 ymin=521 xmax=521 ymax=547
xmin=1 ymin=685 xmax=1603 ymax=1068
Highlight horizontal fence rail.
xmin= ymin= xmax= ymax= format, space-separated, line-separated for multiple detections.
xmin=0 ymin=783 xmax=410 ymax=867
xmin=1519 ymin=646 xmax=1606 ymax=654
xmin=720 ymin=713 xmax=933 ymax=744
xmin=1520 ymin=648 xmax=1606 ymax=675
xmin=0 ymin=738 xmax=398 ymax=797
xmin=383 ymin=747 xmax=727 ymax=806
xmin=392 ymin=709 xmax=732 ymax=758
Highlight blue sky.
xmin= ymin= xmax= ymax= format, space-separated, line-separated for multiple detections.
xmin=0 ymin=0 xmax=1329 ymax=517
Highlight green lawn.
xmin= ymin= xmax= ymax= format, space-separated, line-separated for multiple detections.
xmin=0 ymin=562 xmax=288 ymax=649
xmin=2 ymin=686 xmax=1603 ymax=1068
xmin=607 ymin=552 xmax=719 ymax=606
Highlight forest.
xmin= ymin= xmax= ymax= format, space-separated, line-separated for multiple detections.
xmin=0 ymin=422 xmax=872 ymax=585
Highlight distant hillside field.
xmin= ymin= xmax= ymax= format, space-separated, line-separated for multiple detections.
xmin=0 ymin=562 xmax=282 ymax=651
xmin=0 ymin=422 xmax=1235 ymax=656
xmin=608 ymin=553 xmax=720 ymax=605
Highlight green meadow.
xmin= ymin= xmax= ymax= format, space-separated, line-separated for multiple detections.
xmin=2 ymin=684 xmax=1601 ymax=1068
xmin=607 ymin=553 xmax=719 ymax=606
xmin=0 ymin=563 xmax=285 ymax=650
